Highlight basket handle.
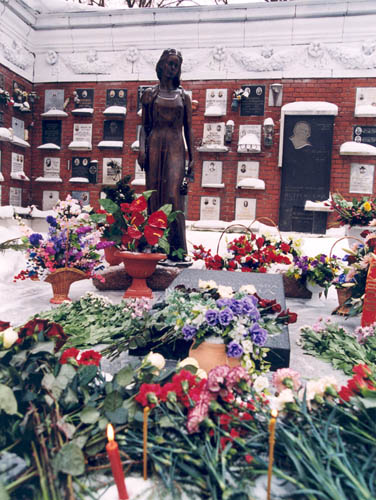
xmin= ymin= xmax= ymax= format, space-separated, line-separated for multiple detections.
xmin=216 ymin=224 xmax=253 ymax=256
xmin=328 ymin=235 xmax=364 ymax=274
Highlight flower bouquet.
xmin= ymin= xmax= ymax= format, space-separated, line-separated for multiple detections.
xmin=0 ymin=88 xmax=12 ymax=106
xmin=286 ymin=253 xmax=339 ymax=297
xmin=329 ymin=192 xmax=376 ymax=227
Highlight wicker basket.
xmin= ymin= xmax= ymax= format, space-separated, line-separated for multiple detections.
xmin=45 ymin=268 xmax=87 ymax=304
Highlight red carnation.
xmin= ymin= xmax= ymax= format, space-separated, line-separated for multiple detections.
xmin=135 ymin=383 xmax=162 ymax=407
xmin=144 ymin=225 xmax=164 ymax=246
xmin=129 ymin=196 xmax=147 ymax=213
xmin=280 ymin=242 xmax=291 ymax=253
xmin=352 ymin=364 xmax=372 ymax=378
xmin=79 ymin=349 xmax=102 ymax=366
xmin=60 ymin=347 xmax=80 ymax=365
xmin=148 ymin=211 xmax=168 ymax=229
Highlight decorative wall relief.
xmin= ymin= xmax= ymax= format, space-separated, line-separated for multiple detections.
xmin=61 ymin=50 xmax=115 ymax=74
xmin=231 ymin=47 xmax=293 ymax=72
xmin=209 ymin=46 xmax=228 ymax=72
xmin=1 ymin=38 xmax=33 ymax=70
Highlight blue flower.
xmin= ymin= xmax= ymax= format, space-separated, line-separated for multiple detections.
xmin=29 ymin=233 xmax=43 ymax=246
xmin=46 ymin=215 xmax=57 ymax=227
xmin=249 ymin=323 xmax=268 ymax=346
xmin=227 ymin=341 xmax=243 ymax=358
xmin=218 ymin=307 xmax=233 ymax=326
xmin=182 ymin=324 xmax=197 ymax=341
xmin=205 ymin=309 xmax=219 ymax=326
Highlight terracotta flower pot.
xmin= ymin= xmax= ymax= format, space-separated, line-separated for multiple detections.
xmin=116 ymin=250 xmax=167 ymax=298
xmin=44 ymin=268 xmax=87 ymax=304
xmin=332 ymin=287 xmax=352 ymax=316
xmin=188 ymin=341 xmax=241 ymax=373
xmin=103 ymin=244 xmax=122 ymax=266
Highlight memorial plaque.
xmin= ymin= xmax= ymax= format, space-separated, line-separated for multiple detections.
xmin=11 ymin=153 xmax=24 ymax=175
xmin=0 ymin=74 xmax=4 ymax=89
xmin=202 ymin=161 xmax=223 ymax=186
xmin=103 ymin=120 xmax=124 ymax=141
xmin=237 ymin=161 xmax=259 ymax=184
xmin=205 ymin=89 xmax=227 ymax=116
xmin=12 ymin=81 xmax=25 ymax=103
xmin=0 ymin=111 xmax=3 ymax=127
xmin=238 ymin=125 xmax=261 ymax=153
xmin=201 ymin=123 xmax=225 ymax=148
xmin=43 ymin=191 xmax=59 ymax=211
xmin=72 ymin=191 xmax=90 ymax=205
xmin=350 ymin=163 xmax=374 ymax=194
xmin=106 ymin=89 xmax=127 ymax=107
xmin=355 ymin=88 xmax=376 ymax=116
xmin=74 ymin=89 xmax=94 ymax=109
xmin=9 ymin=187 xmax=22 ymax=206
xmin=353 ymin=126 xmax=376 ymax=147
xmin=44 ymin=89 xmax=65 ymax=112
xmin=72 ymin=157 xmax=91 ymax=181
xmin=43 ymin=157 xmax=61 ymax=179
xmin=137 ymin=86 xmax=150 ymax=111
xmin=240 ymin=85 xmax=265 ymax=116
xmin=73 ymin=123 xmax=92 ymax=143
xmin=200 ymin=196 xmax=220 ymax=220
xmin=11 ymin=117 xmax=24 ymax=140
xmin=42 ymin=120 xmax=62 ymax=146
xmin=103 ymin=157 xmax=122 ymax=185
xmin=235 ymin=197 xmax=256 ymax=220
xmin=279 ymin=115 xmax=334 ymax=233
xmin=134 ymin=160 xmax=146 ymax=184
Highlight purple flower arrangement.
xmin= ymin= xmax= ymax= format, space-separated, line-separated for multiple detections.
xmin=15 ymin=196 xmax=105 ymax=282
xmin=286 ymin=253 xmax=339 ymax=295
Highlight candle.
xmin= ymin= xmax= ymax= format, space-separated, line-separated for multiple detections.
xmin=106 ymin=423 xmax=129 ymax=500
xmin=267 ymin=409 xmax=278 ymax=500
xmin=143 ymin=406 xmax=150 ymax=481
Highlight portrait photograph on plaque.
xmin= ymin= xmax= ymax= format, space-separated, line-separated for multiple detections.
xmin=103 ymin=120 xmax=124 ymax=141
xmin=44 ymin=89 xmax=65 ymax=112
xmin=200 ymin=123 xmax=226 ymax=150
xmin=355 ymin=88 xmax=376 ymax=116
xmin=350 ymin=163 xmax=375 ymax=194
xmin=235 ymin=198 xmax=256 ymax=221
xmin=202 ymin=161 xmax=223 ymax=187
xmin=11 ymin=117 xmax=25 ymax=140
xmin=43 ymin=157 xmax=61 ymax=179
xmin=42 ymin=120 xmax=62 ymax=146
xmin=237 ymin=161 xmax=259 ymax=184
xmin=43 ymin=191 xmax=60 ymax=211
xmin=353 ymin=125 xmax=376 ymax=147
xmin=72 ymin=157 xmax=91 ymax=182
xmin=73 ymin=123 xmax=92 ymax=143
xmin=200 ymin=196 xmax=220 ymax=220
xmin=204 ymin=89 xmax=227 ymax=116
xmin=11 ymin=153 xmax=24 ymax=175
xmin=103 ymin=157 xmax=122 ymax=185
xmin=9 ymin=187 xmax=22 ymax=206
xmin=74 ymin=89 xmax=94 ymax=109
xmin=240 ymin=85 xmax=265 ymax=117
xmin=106 ymin=89 xmax=127 ymax=107
xmin=72 ymin=191 xmax=90 ymax=205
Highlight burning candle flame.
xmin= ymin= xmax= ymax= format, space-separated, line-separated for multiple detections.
xmin=271 ymin=409 xmax=278 ymax=418
xmin=107 ymin=423 xmax=115 ymax=442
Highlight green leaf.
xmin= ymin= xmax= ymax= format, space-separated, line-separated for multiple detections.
xmin=114 ymin=365 xmax=134 ymax=387
xmin=104 ymin=391 xmax=123 ymax=412
xmin=99 ymin=198 xmax=119 ymax=214
xmin=79 ymin=406 xmax=100 ymax=424
xmin=159 ymin=415 xmax=174 ymax=428
xmin=29 ymin=341 xmax=55 ymax=355
xmin=0 ymin=385 xmax=17 ymax=415
xmin=78 ymin=365 xmax=98 ymax=386
xmin=105 ymin=407 xmax=128 ymax=424
xmin=0 ymin=483 xmax=9 ymax=500
xmin=53 ymin=443 xmax=85 ymax=476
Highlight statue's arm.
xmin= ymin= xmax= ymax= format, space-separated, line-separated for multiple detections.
xmin=138 ymin=88 xmax=153 ymax=171
xmin=183 ymin=90 xmax=194 ymax=179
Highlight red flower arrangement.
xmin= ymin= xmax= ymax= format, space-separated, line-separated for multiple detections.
xmin=338 ymin=364 xmax=376 ymax=402
xmin=60 ymin=347 xmax=102 ymax=367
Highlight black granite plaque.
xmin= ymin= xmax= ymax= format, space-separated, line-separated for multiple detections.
xmin=137 ymin=85 xmax=150 ymax=111
xmin=0 ymin=74 xmax=4 ymax=89
xmin=240 ymin=85 xmax=265 ymax=116
xmin=75 ymin=89 xmax=94 ymax=109
xmin=42 ymin=120 xmax=62 ymax=146
xmin=0 ymin=112 xmax=3 ymax=127
xmin=106 ymin=89 xmax=127 ymax=107
xmin=72 ymin=157 xmax=90 ymax=180
xmin=103 ymin=120 xmax=124 ymax=141
xmin=88 ymin=161 xmax=98 ymax=184
xmin=279 ymin=115 xmax=334 ymax=233
xmin=353 ymin=125 xmax=376 ymax=147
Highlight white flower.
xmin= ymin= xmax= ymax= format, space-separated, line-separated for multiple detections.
xmin=145 ymin=352 xmax=165 ymax=371
xmin=196 ymin=368 xmax=207 ymax=379
xmin=253 ymin=375 xmax=269 ymax=393
xmin=241 ymin=340 xmax=254 ymax=353
xmin=217 ymin=285 xmax=234 ymax=298
xmin=239 ymin=284 xmax=257 ymax=295
xmin=199 ymin=279 xmax=217 ymax=289
xmin=270 ymin=389 xmax=294 ymax=411
xmin=177 ymin=357 xmax=200 ymax=369
xmin=1 ymin=327 xmax=19 ymax=349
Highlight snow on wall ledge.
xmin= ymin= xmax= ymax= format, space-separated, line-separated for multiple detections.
xmin=2 ymin=0 xmax=376 ymax=83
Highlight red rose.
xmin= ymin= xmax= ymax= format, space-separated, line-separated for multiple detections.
xmin=129 ymin=196 xmax=147 ymax=213
xmin=79 ymin=349 xmax=102 ymax=366
xmin=0 ymin=321 xmax=11 ymax=332
xmin=148 ymin=211 xmax=168 ymax=229
xmin=144 ymin=225 xmax=164 ymax=246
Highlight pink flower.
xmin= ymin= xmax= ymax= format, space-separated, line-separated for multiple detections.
xmin=272 ymin=368 xmax=301 ymax=393
xmin=225 ymin=366 xmax=251 ymax=391
xmin=207 ymin=365 xmax=231 ymax=393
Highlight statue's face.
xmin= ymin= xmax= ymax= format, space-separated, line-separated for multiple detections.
xmin=164 ymin=55 xmax=180 ymax=79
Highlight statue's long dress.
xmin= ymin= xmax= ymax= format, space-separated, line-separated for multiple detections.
xmin=146 ymin=89 xmax=187 ymax=258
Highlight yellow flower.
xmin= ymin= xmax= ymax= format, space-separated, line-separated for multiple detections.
xmin=363 ymin=201 xmax=372 ymax=212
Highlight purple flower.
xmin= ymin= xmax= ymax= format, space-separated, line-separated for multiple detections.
xmin=29 ymin=233 xmax=43 ymax=246
xmin=182 ymin=325 xmax=197 ymax=341
xmin=45 ymin=246 xmax=56 ymax=255
xmin=76 ymin=226 xmax=92 ymax=235
xmin=228 ymin=299 xmax=244 ymax=315
xmin=227 ymin=341 xmax=243 ymax=358
xmin=205 ymin=309 xmax=219 ymax=326
xmin=46 ymin=215 xmax=57 ymax=227
xmin=216 ymin=298 xmax=231 ymax=308
xmin=249 ymin=323 xmax=268 ymax=346
xmin=218 ymin=307 xmax=233 ymax=326
xmin=241 ymin=296 xmax=258 ymax=314
xmin=96 ymin=240 xmax=116 ymax=249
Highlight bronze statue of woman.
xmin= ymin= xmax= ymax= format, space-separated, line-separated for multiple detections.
xmin=138 ymin=48 xmax=194 ymax=261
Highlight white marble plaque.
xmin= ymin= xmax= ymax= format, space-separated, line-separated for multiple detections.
xmin=134 ymin=160 xmax=146 ymax=185
xmin=103 ymin=157 xmax=122 ymax=185
xmin=205 ymin=89 xmax=227 ymax=116
xmin=73 ymin=124 xmax=92 ymax=143
xmin=43 ymin=157 xmax=61 ymax=179
xmin=235 ymin=198 xmax=256 ymax=220
xmin=237 ymin=161 xmax=259 ymax=184
xmin=200 ymin=196 xmax=220 ymax=220
xmin=201 ymin=123 xmax=226 ymax=149
xmin=202 ymin=161 xmax=223 ymax=187
xmin=238 ymin=125 xmax=261 ymax=153
xmin=355 ymin=88 xmax=376 ymax=116
xmin=44 ymin=89 xmax=64 ymax=112
xmin=11 ymin=153 xmax=24 ymax=174
xmin=72 ymin=191 xmax=90 ymax=205
xmin=350 ymin=163 xmax=375 ymax=194
xmin=11 ymin=117 xmax=25 ymax=140
xmin=9 ymin=187 xmax=22 ymax=206
xmin=43 ymin=190 xmax=59 ymax=210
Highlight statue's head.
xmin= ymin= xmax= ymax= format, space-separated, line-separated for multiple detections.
xmin=156 ymin=48 xmax=183 ymax=88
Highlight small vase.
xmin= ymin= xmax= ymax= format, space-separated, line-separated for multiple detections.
xmin=188 ymin=341 xmax=241 ymax=373
xmin=345 ymin=225 xmax=367 ymax=239
xmin=44 ymin=268 xmax=87 ymax=304
xmin=116 ymin=250 xmax=167 ymax=298
xmin=305 ymin=281 xmax=325 ymax=305
xmin=103 ymin=244 xmax=122 ymax=266
xmin=332 ymin=287 xmax=352 ymax=315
